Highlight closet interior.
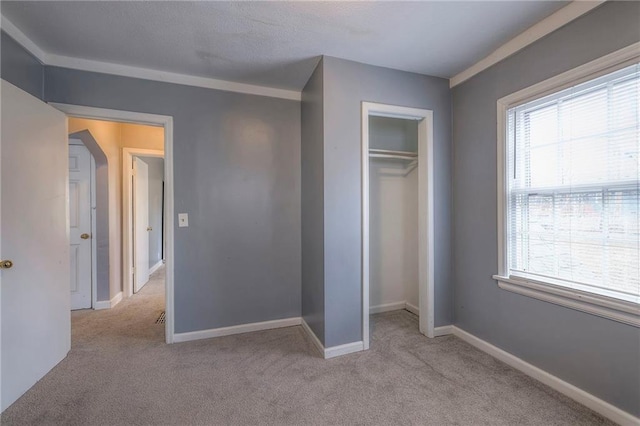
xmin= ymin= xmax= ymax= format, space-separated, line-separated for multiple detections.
xmin=368 ymin=115 xmax=420 ymax=325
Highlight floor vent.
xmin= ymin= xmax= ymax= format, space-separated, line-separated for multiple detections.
xmin=156 ymin=312 xmax=165 ymax=324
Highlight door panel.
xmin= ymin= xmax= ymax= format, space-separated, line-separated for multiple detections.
xmin=1 ymin=79 xmax=70 ymax=411
xmin=134 ymin=157 xmax=150 ymax=292
xmin=69 ymin=144 xmax=92 ymax=309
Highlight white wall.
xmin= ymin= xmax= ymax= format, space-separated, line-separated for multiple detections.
xmin=369 ymin=158 xmax=418 ymax=310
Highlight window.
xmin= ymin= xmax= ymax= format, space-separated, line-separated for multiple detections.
xmin=495 ymin=45 xmax=640 ymax=327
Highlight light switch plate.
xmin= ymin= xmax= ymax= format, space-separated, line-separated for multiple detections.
xmin=178 ymin=213 xmax=189 ymax=227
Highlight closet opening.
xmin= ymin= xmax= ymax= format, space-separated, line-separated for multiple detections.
xmin=361 ymin=102 xmax=435 ymax=350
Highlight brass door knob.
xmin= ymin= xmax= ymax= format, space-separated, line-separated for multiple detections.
xmin=80 ymin=233 xmax=91 ymax=240
xmin=147 ymin=227 xmax=153 ymax=231
xmin=0 ymin=260 xmax=13 ymax=269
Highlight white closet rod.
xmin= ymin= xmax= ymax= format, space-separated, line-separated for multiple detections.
xmin=369 ymin=154 xmax=416 ymax=160
xmin=369 ymin=149 xmax=417 ymax=160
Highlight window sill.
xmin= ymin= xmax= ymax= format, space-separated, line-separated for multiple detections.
xmin=493 ymin=275 xmax=640 ymax=328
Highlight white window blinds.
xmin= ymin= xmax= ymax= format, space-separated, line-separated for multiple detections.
xmin=506 ymin=63 xmax=640 ymax=304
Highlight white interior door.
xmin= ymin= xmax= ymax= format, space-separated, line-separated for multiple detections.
xmin=69 ymin=144 xmax=92 ymax=309
xmin=134 ymin=157 xmax=150 ymax=292
xmin=1 ymin=80 xmax=70 ymax=411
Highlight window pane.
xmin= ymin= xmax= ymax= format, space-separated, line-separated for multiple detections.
xmin=507 ymin=63 xmax=640 ymax=303
xmin=560 ymin=88 xmax=607 ymax=140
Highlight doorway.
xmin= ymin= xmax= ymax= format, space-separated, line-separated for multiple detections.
xmin=361 ymin=102 xmax=435 ymax=350
xmin=51 ymin=103 xmax=175 ymax=344
xmin=129 ymin=152 xmax=165 ymax=294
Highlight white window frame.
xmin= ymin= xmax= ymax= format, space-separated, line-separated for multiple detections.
xmin=494 ymin=42 xmax=640 ymax=328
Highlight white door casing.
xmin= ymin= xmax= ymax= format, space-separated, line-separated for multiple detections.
xmin=361 ymin=102 xmax=435 ymax=350
xmin=133 ymin=157 xmax=150 ymax=292
xmin=0 ymin=80 xmax=70 ymax=411
xmin=49 ymin=103 xmax=174 ymax=344
xmin=121 ymin=148 xmax=163 ymax=299
xmin=69 ymin=144 xmax=92 ymax=309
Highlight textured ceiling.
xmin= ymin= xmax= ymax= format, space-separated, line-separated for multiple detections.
xmin=1 ymin=1 xmax=569 ymax=90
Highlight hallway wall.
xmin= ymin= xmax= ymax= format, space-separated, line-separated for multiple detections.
xmin=68 ymin=119 xmax=121 ymax=301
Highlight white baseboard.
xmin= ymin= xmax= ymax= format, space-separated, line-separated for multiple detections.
xmin=149 ymin=260 xmax=163 ymax=275
xmin=94 ymin=300 xmax=110 ymax=310
xmin=433 ymin=325 xmax=453 ymax=337
xmin=325 ymin=341 xmax=364 ymax=359
xmin=370 ymin=301 xmax=406 ymax=314
xmin=452 ymin=326 xmax=639 ymax=426
xmin=370 ymin=301 xmax=420 ymax=316
xmin=94 ymin=291 xmax=122 ymax=310
xmin=301 ymin=318 xmax=325 ymax=357
xmin=110 ymin=291 xmax=123 ymax=308
xmin=301 ymin=318 xmax=364 ymax=359
xmin=173 ymin=317 xmax=301 ymax=343
xmin=405 ymin=302 xmax=420 ymax=316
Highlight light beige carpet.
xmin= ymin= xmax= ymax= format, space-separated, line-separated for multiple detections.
xmin=2 ymin=268 xmax=612 ymax=425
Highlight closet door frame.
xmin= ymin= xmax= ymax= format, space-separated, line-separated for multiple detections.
xmin=361 ymin=102 xmax=435 ymax=349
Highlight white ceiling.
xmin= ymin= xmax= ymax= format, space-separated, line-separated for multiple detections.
xmin=1 ymin=1 xmax=569 ymax=90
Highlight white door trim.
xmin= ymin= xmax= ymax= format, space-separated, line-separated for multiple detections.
xmin=361 ymin=102 xmax=435 ymax=349
xmin=127 ymin=150 xmax=162 ymax=295
xmin=90 ymin=155 xmax=97 ymax=309
xmin=49 ymin=102 xmax=175 ymax=344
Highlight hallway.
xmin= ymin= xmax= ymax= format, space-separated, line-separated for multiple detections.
xmin=72 ymin=266 xmax=166 ymax=347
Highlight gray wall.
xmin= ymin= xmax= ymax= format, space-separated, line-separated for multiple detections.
xmin=452 ymin=1 xmax=640 ymax=416
xmin=139 ymin=156 xmax=165 ymax=269
xmin=301 ymin=59 xmax=326 ymax=342
xmin=0 ymin=31 xmax=43 ymax=99
xmin=44 ymin=67 xmax=301 ymax=333
xmin=322 ymin=56 xmax=452 ymax=347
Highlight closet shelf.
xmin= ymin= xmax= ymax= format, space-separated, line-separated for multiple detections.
xmin=369 ymin=149 xmax=417 ymax=160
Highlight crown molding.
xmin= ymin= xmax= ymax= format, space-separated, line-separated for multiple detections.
xmin=45 ymin=53 xmax=301 ymax=100
xmin=449 ymin=1 xmax=606 ymax=88
xmin=1 ymin=14 xmax=48 ymax=63
xmin=0 ymin=15 xmax=301 ymax=101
